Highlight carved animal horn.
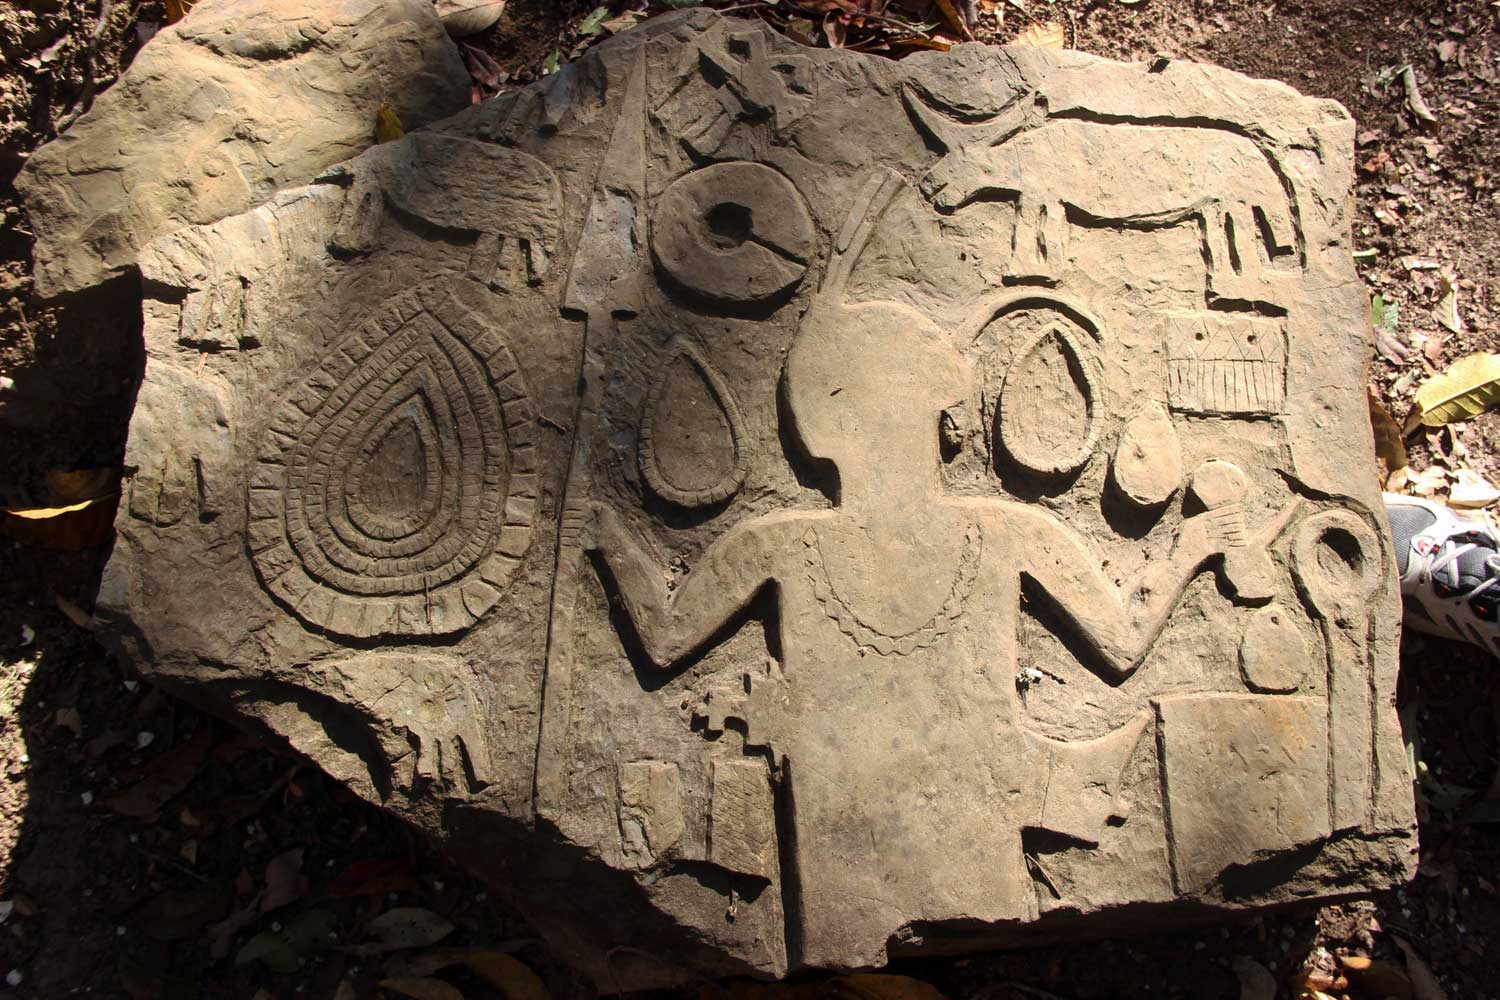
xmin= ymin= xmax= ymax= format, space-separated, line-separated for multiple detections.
xmin=902 ymin=84 xmax=965 ymax=153
xmin=903 ymin=84 xmax=1039 ymax=152
xmin=822 ymin=166 xmax=905 ymax=298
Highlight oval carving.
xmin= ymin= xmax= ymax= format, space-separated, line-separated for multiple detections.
xmin=248 ymin=283 xmax=537 ymax=639
xmin=998 ymin=323 xmax=1101 ymax=476
xmin=1112 ymin=403 xmax=1183 ymax=508
xmin=1239 ymin=603 xmax=1314 ymax=693
xmin=638 ymin=339 xmax=747 ymax=508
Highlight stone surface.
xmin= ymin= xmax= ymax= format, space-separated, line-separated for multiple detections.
xmin=16 ymin=0 xmax=469 ymax=298
xmin=96 ymin=11 xmax=1416 ymax=988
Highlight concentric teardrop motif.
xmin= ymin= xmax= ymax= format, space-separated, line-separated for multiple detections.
xmin=638 ymin=340 xmax=747 ymax=508
xmin=998 ymin=323 xmax=1101 ymax=476
xmin=247 ymin=283 xmax=537 ymax=638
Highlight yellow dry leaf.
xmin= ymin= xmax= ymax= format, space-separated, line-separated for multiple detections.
xmin=164 ymin=0 xmax=197 ymax=25
xmin=3 ymin=496 xmax=103 ymax=519
xmin=1013 ymin=20 xmax=1065 ymax=47
xmin=1408 ymin=352 xmax=1500 ymax=430
xmin=1368 ymin=390 xmax=1408 ymax=475
xmin=376 ymin=102 xmax=405 ymax=144
xmin=463 ymin=952 xmax=548 ymax=1000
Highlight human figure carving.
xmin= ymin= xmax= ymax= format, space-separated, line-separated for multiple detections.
xmin=586 ymin=170 xmax=1256 ymax=967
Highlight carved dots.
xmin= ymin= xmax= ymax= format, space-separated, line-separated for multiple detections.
xmin=639 ymin=340 xmax=747 ymax=508
xmin=651 ymin=162 xmax=814 ymax=305
xmin=248 ymin=284 xmax=536 ymax=639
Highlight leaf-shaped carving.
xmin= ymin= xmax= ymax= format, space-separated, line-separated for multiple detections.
xmin=248 ymin=284 xmax=537 ymax=639
xmin=638 ymin=340 xmax=747 ymax=508
xmin=997 ymin=324 xmax=1101 ymax=476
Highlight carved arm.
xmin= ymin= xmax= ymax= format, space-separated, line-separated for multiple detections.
xmin=587 ymin=506 xmax=785 ymax=669
xmin=1019 ymin=510 xmax=1224 ymax=682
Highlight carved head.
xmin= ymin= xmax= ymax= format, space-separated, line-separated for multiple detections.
xmin=784 ymin=301 xmax=970 ymax=476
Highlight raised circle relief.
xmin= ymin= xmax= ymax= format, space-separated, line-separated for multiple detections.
xmin=651 ymin=162 xmax=814 ymax=305
xmin=247 ymin=283 xmax=537 ymax=639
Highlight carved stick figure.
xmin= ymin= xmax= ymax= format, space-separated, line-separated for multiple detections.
xmin=587 ymin=169 xmax=1254 ymax=967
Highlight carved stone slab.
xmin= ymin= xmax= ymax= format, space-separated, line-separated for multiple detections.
xmin=96 ymin=11 xmax=1416 ymax=988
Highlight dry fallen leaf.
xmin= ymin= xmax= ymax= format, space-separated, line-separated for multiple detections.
xmin=376 ymin=101 xmax=405 ymax=144
xmin=465 ymin=952 xmax=550 ymax=1000
xmin=833 ymin=974 xmax=950 ymax=1000
xmin=435 ymin=0 xmax=507 ymax=37
xmin=1369 ymin=390 xmax=1409 ymax=475
xmin=3 ymin=497 xmax=104 ymax=519
xmin=1433 ymin=270 xmax=1463 ymax=334
xmin=1407 ymin=352 xmax=1500 ymax=431
xmin=54 ymin=707 xmax=83 ymax=736
xmin=1448 ymin=469 xmax=1500 ymax=509
xmin=1231 ymin=956 xmax=1277 ymax=1000
xmin=379 ymin=979 xmax=466 ymax=1000
xmin=1339 ymin=953 xmax=1416 ymax=1000
xmin=932 ymin=0 xmax=974 ymax=39
xmin=259 ymin=848 xmax=308 ymax=914
xmin=367 ymin=908 xmax=456 ymax=951
xmin=104 ymin=728 xmax=213 ymax=821
xmin=163 ymin=0 xmax=196 ymax=25
xmin=1013 ymin=20 xmax=1064 ymax=47
xmin=1391 ymin=935 xmax=1449 ymax=1000
xmin=1406 ymin=465 xmax=1450 ymax=498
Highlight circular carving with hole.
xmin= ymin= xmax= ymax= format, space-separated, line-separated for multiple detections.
xmin=1290 ymin=507 xmax=1384 ymax=620
xmin=247 ymin=283 xmax=537 ymax=639
xmin=651 ymin=162 xmax=814 ymax=304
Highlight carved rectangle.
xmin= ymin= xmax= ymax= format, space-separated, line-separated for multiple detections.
xmin=1162 ymin=313 xmax=1286 ymax=416
xmin=710 ymin=758 xmax=775 ymax=879
xmin=1156 ymin=694 xmax=1330 ymax=894
xmin=619 ymin=761 xmax=685 ymax=867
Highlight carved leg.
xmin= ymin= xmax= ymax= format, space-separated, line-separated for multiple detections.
xmin=1038 ymin=201 xmax=1069 ymax=273
xmin=329 ymin=173 xmax=383 ymax=255
xmin=1228 ymin=201 xmax=1264 ymax=283
xmin=1202 ymin=201 xmax=1239 ymax=300
xmin=1011 ymin=197 xmax=1045 ymax=276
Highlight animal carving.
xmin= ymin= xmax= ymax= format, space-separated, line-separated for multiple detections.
xmin=904 ymin=87 xmax=1297 ymax=296
xmin=328 ymin=132 xmax=562 ymax=291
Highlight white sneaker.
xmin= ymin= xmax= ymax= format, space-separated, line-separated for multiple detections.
xmin=1384 ymin=493 xmax=1500 ymax=657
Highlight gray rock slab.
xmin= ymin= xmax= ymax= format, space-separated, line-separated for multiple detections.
xmin=96 ymin=10 xmax=1416 ymax=988
xmin=16 ymin=0 xmax=469 ymax=298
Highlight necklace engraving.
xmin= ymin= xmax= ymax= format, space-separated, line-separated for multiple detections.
xmin=804 ymin=521 xmax=982 ymax=656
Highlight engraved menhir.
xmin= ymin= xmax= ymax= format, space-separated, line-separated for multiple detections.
xmin=247 ymin=283 xmax=537 ymax=639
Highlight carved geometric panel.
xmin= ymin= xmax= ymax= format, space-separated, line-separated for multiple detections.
xmin=247 ymin=282 xmax=537 ymax=638
xmin=1163 ymin=313 xmax=1287 ymax=417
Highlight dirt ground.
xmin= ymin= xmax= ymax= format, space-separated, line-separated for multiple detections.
xmin=2 ymin=0 xmax=1499 ymax=997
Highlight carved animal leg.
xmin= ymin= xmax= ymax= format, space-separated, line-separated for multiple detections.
xmin=329 ymin=173 xmax=383 ymax=256
xmin=466 ymin=233 xmax=509 ymax=291
xmin=1011 ymin=197 xmax=1046 ymax=276
xmin=1202 ymin=201 xmax=1250 ymax=301
xmin=1226 ymin=201 xmax=1264 ymax=283
xmin=1038 ymin=201 xmax=1068 ymax=273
